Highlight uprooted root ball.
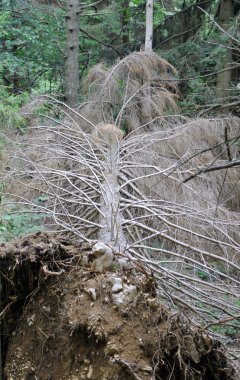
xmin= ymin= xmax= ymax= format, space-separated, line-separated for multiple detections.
xmin=1 ymin=233 xmax=237 ymax=380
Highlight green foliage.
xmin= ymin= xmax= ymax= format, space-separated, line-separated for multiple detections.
xmin=1 ymin=0 xmax=238 ymax=109
xmin=195 ymin=268 xmax=211 ymax=281
xmin=0 ymin=203 xmax=47 ymax=243
xmin=211 ymin=319 xmax=240 ymax=338
xmin=161 ymin=38 xmax=222 ymax=114
xmin=0 ymin=10 xmax=11 ymax=37
xmin=195 ymin=297 xmax=240 ymax=338
xmin=0 ymin=0 xmax=65 ymax=94
xmin=0 ymin=85 xmax=28 ymax=130
xmin=158 ymin=3 xmax=240 ymax=112
xmin=83 ymin=1 xmax=123 ymax=63
xmin=153 ymin=3 xmax=166 ymax=26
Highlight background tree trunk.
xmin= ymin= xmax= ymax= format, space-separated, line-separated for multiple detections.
xmin=65 ymin=0 xmax=80 ymax=106
xmin=122 ymin=0 xmax=130 ymax=47
xmin=145 ymin=0 xmax=153 ymax=52
xmin=216 ymin=0 xmax=234 ymax=103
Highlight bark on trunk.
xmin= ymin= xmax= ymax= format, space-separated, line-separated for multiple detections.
xmin=145 ymin=0 xmax=153 ymax=52
xmin=99 ymin=144 xmax=127 ymax=251
xmin=65 ymin=0 xmax=80 ymax=106
xmin=216 ymin=0 xmax=234 ymax=103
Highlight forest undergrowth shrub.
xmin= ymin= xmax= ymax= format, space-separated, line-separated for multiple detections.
xmin=0 ymin=86 xmax=29 ymax=130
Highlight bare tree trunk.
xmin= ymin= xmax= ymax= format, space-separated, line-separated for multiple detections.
xmin=216 ymin=0 xmax=234 ymax=103
xmin=65 ymin=0 xmax=80 ymax=106
xmin=145 ymin=0 xmax=154 ymax=52
xmin=99 ymin=144 xmax=127 ymax=251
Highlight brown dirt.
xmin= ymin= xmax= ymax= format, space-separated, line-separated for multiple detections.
xmin=0 ymin=233 xmax=238 ymax=380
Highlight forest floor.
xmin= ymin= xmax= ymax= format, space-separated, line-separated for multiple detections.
xmin=1 ymin=232 xmax=239 ymax=380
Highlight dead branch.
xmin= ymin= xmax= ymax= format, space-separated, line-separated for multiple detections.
xmin=79 ymin=27 xmax=122 ymax=57
xmin=183 ymin=159 xmax=240 ymax=183
xmin=203 ymin=314 xmax=240 ymax=331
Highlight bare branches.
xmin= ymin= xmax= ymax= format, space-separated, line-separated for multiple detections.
xmin=202 ymin=314 xmax=240 ymax=331
xmin=3 ymin=52 xmax=240 ymax=330
xmin=198 ymin=7 xmax=240 ymax=47
xmin=183 ymin=159 xmax=240 ymax=183
xmin=79 ymin=27 xmax=122 ymax=57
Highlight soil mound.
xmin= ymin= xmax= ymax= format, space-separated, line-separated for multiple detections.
xmin=0 ymin=233 xmax=237 ymax=380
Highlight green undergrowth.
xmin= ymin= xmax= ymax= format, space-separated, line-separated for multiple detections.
xmin=210 ymin=317 xmax=240 ymax=338
xmin=0 ymin=86 xmax=28 ymax=131
xmin=0 ymin=198 xmax=47 ymax=243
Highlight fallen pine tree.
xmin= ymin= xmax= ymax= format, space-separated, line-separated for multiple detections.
xmin=1 ymin=51 xmax=240 ymax=379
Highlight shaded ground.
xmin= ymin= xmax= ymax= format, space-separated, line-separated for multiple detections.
xmin=0 ymin=233 xmax=238 ymax=379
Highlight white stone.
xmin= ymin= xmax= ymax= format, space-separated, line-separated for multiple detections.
xmin=111 ymin=283 xmax=137 ymax=307
xmin=87 ymin=365 xmax=93 ymax=379
xmin=115 ymin=258 xmax=132 ymax=270
xmin=111 ymin=277 xmax=123 ymax=293
xmin=92 ymin=244 xmax=114 ymax=272
xmin=88 ymin=288 xmax=97 ymax=301
xmin=111 ymin=292 xmax=126 ymax=306
xmin=92 ymin=242 xmax=112 ymax=256
xmin=93 ymin=254 xmax=113 ymax=272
